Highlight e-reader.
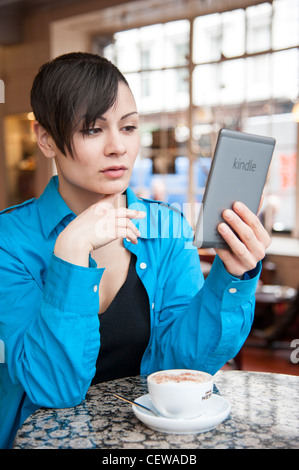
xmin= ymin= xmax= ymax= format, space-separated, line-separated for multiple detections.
xmin=193 ymin=128 xmax=275 ymax=248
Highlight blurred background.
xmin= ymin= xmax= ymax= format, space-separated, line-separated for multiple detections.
xmin=0 ymin=0 xmax=298 ymax=374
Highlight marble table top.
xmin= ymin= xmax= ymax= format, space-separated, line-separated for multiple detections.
xmin=13 ymin=370 xmax=299 ymax=449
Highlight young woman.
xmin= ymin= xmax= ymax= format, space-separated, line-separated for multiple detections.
xmin=0 ymin=52 xmax=270 ymax=448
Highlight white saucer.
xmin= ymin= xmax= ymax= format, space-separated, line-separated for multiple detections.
xmin=132 ymin=394 xmax=231 ymax=434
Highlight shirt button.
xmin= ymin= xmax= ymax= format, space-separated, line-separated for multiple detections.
xmin=140 ymin=262 xmax=147 ymax=270
xmin=152 ymin=302 xmax=155 ymax=310
xmin=229 ymin=288 xmax=237 ymax=294
xmin=93 ymin=285 xmax=98 ymax=293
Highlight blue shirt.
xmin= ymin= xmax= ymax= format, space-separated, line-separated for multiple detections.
xmin=0 ymin=176 xmax=260 ymax=448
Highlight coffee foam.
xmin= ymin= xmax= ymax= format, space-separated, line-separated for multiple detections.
xmin=152 ymin=371 xmax=208 ymax=384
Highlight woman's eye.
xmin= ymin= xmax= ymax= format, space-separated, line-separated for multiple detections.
xmin=82 ymin=128 xmax=102 ymax=136
xmin=123 ymin=125 xmax=138 ymax=133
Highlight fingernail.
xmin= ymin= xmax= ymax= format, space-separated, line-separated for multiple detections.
xmin=234 ymin=202 xmax=243 ymax=211
xmin=223 ymin=209 xmax=233 ymax=220
xmin=218 ymin=223 xmax=228 ymax=233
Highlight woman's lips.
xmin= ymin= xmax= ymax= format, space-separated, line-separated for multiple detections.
xmin=101 ymin=166 xmax=127 ymax=178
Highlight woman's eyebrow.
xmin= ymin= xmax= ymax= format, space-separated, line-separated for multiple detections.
xmin=120 ymin=112 xmax=139 ymax=120
xmin=96 ymin=111 xmax=139 ymax=122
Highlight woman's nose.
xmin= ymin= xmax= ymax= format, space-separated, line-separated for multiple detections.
xmin=104 ymin=130 xmax=126 ymax=157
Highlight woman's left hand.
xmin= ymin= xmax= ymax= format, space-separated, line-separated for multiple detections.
xmin=214 ymin=201 xmax=271 ymax=277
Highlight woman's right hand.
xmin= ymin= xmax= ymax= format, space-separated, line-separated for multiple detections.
xmin=54 ymin=195 xmax=146 ymax=267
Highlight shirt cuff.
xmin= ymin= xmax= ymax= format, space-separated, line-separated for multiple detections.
xmin=205 ymin=255 xmax=261 ymax=308
xmin=43 ymin=253 xmax=104 ymax=314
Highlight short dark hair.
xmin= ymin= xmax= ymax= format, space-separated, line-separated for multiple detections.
xmin=30 ymin=52 xmax=129 ymax=157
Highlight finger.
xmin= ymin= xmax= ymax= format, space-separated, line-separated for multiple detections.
xmin=232 ymin=202 xmax=271 ymax=247
xmin=94 ymin=203 xmax=146 ymax=220
xmin=116 ymin=227 xmax=140 ymax=244
xmin=218 ymin=222 xmax=248 ymax=256
xmin=115 ymin=208 xmax=147 ymax=220
xmin=116 ymin=218 xmax=141 ymax=238
xmin=217 ymin=223 xmax=260 ymax=273
xmin=94 ymin=217 xmax=141 ymax=244
xmin=222 ymin=209 xmax=256 ymax=249
xmin=220 ymin=212 xmax=267 ymax=262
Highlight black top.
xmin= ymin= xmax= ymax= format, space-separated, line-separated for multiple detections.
xmin=92 ymin=254 xmax=150 ymax=384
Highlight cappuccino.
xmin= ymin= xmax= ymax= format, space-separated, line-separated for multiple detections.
xmin=152 ymin=371 xmax=208 ymax=384
xmin=147 ymin=369 xmax=213 ymax=419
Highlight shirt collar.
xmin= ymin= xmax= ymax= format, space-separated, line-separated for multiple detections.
xmin=37 ymin=176 xmax=75 ymax=239
xmin=126 ymin=185 xmax=142 ymax=207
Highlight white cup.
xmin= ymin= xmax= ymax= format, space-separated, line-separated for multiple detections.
xmin=147 ymin=369 xmax=213 ymax=419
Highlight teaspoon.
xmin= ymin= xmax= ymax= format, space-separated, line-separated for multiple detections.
xmin=113 ymin=393 xmax=159 ymax=416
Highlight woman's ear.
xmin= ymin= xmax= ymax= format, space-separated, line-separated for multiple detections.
xmin=33 ymin=121 xmax=57 ymax=159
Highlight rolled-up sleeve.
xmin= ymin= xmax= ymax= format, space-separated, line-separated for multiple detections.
xmin=145 ymin=226 xmax=260 ymax=376
xmin=201 ymin=255 xmax=260 ymax=372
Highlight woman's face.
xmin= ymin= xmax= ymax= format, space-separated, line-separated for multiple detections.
xmin=54 ymin=81 xmax=140 ymax=208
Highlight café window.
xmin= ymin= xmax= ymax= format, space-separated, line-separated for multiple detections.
xmin=93 ymin=0 xmax=299 ymax=232
xmin=246 ymin=2 xmax=272 ymax=53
